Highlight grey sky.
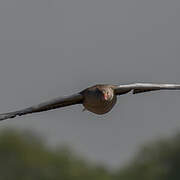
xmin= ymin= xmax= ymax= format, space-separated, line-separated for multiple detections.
xmin=0 ymin=0 xmax=180 ymax=168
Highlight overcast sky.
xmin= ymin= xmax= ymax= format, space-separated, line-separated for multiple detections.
xmin=0 ymin=0 xmax=180 ymax=169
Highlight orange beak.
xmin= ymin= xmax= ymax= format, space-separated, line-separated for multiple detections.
xmin=104 ymin=93 xmax=108 ymax=100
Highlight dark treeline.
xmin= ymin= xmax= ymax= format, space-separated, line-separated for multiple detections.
xmin=0 ymin=128 xmax=180 ymax=180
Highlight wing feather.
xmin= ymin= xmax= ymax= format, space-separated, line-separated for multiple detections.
xmin=114 ymin=83 xmax=180 ymax=95
xmin=0 ymin=93 xmax=83 ymax=121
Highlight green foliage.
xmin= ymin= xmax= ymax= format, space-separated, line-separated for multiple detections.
xmin=115 ymin=133 xmax=180 ymax=180
xmin=1 ymin=128 xmax=180 ymax=180
xmin=0 ymin=129 xmax=112 ymax=180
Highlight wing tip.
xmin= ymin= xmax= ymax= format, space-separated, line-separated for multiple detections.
xmin=0 ymin=113 xmax=17 ymax=121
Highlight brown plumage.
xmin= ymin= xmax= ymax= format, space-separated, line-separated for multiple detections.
xmin=0 ymin=83 xmax=180 ymax=121
xmin=81 ymin=84 xmax=117 ymax=114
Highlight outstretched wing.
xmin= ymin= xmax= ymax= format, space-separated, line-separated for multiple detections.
xmin=114 ymin=83 xmax=180 ymax=95
xmin=0 ymin=93 xmax=83 ymax=121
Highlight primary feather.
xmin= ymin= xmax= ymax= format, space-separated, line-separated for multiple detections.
xmin=0 ymin=93 xmax=83 ymax=121
xmin=114 ymin=83 xmax=180 ymax=95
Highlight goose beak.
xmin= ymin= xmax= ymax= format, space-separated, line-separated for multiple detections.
xmin=103 ymin=93 xmax=108 ymax=100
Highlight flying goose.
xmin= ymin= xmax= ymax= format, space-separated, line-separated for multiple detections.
xmin=0 ymin=83 xmax=180 ymax=121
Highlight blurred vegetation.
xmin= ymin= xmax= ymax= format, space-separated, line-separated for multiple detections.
xmin=115 ymin=133 xmax=180 ymax=180
xmin=0 ymin=129 xmax=180 ymax=179
xmin=0 ymin=129 xmax=112 ymax=180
